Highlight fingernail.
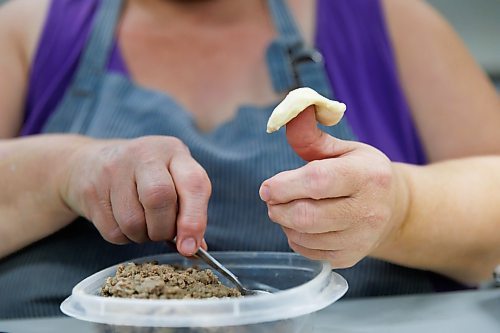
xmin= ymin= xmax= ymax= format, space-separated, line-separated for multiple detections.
xmin=259 ymin=185 xmax=270 ymax=202
xmin=181 ymin=238 xmax=197 ymax=255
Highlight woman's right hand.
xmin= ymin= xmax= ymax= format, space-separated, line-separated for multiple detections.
xmin=61 ymin=136 xmax=211 ymax=256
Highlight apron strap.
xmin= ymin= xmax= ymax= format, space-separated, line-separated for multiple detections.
xmin=43 ymin=0 xmax=124 ymax=134
xmin=266 ymin=0 xmax=331 ymax=98
xmin=70 ymin=0 xmax=124 ymax=97
xmin=266 ymin=0 xmax=357 ymax=139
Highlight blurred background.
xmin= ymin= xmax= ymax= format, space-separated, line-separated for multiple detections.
xmin=1 ymin=0 xmax=499 ymax=88
xmin=427 ymin=0 xmax=500 ymax=89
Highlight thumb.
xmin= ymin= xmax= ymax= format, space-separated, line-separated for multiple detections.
xmin=285 ymin=105 xmax=353 ymax=161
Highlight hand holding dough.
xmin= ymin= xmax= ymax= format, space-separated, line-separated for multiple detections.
xmin=266 ymin=87 xmax=346 ymax=133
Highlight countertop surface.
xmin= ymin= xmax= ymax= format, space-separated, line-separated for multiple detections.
xmin=1 ymin=289 xmax=499 ymax=333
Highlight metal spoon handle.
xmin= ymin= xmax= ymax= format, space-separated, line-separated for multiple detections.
xmin=194 ymin=247 xmax=246 ymax=292
xmin=167 ymin=240 xmax=246 ymax=293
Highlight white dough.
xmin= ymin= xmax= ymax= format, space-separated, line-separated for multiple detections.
xmin=266 ymin=87 xmax=346 ymax=133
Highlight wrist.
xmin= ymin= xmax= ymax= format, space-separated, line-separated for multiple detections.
xmin=54 ymin=135 xmax=96 ymax=219
xmin=372 ymin=163 xmax=414 ymax=258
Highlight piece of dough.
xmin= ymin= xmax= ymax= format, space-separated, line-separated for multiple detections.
xmin=266 ymin=87 xmax=346 ymax=133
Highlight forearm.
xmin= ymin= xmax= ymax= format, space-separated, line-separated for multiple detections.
xmin=373 ymin=157 xmax=500 ymax=284
xmin=0 ymin=134 xmax=89 ymax=258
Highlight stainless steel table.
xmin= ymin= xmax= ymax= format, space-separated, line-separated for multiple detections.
xmin=1 ymin=289 xmax=499 ymax=333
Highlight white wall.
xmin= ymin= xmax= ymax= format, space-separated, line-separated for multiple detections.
xmin=427 ymin=0 xmax=500 ymax=79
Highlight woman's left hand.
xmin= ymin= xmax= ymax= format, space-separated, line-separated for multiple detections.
xmin=259 ymin=106 xmax=410 ymax=268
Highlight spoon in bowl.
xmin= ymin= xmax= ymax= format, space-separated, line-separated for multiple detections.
xmin=168 ymin=240 xmax=271 ymax=296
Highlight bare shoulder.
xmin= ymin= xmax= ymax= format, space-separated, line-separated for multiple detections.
xmin=0 ymin=0 xmax=50 ymax=137
xmin=381 ymin=0 xmax=500 ymax=161
xmin=0 ymin=0 xmax=51 ymax=66
xmin=381 ymin=0 xmax=455 ymax=53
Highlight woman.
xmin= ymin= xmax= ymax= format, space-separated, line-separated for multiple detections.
xmin=0 ymin=0 xmax=499 ymax=318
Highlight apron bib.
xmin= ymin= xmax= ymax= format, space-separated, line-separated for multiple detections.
xmin=42 ymin=0 xmax=356 ymax=254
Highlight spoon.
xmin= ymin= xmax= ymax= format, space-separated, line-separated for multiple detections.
xmin=168 ymin=241 xmax=271 ymax=296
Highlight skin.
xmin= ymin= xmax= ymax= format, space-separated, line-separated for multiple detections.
xmin=0 ymin=0 xmax=499 ymax=283
xmin=261 ymin=107 xmax=500 ymax=284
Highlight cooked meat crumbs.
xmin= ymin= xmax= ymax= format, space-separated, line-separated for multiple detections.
xmin=100 ymin=262 xmax=241 ymax=299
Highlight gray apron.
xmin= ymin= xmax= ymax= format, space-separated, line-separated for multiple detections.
xmin=0 ymin=0 xmax=462 ymax=319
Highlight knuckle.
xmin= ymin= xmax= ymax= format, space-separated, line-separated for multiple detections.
xmin=163 ymin=136 xmax=188 ymax=154
xmin=267 ymin=206 xmax=277 ymax=222
xmin=188 ymin=221 xmax=205 ymax=235
xmin=313 ymin=250 xmax=330 ymax=261
xmin=362 ymin=206 xmax=389 ymax=228
xmin=97 ymin=198 xmax=113 ymax=212
xmin=102 ymin=226 xmax=127 ymax=244
xmin=293 ymin=231 xmax=309 ymax=247
xmin=291 ymin=201 xmax=315 ymax=232
xmin=99 ymin=146 xmax=125 ymax=175
xmin=287 ymin=240 xmax=306 ymax=256
xmin=185 ymin=168 xmax=212 ymax=197
xmin=128 ymin=138 xmax=158 ymax=160
xmin=130 ymin=136 xmax=186 ymax=157
xmin=366 ymin=165 xmax=393 ymax=190
xmin=118 ymin=210 xmax=145 ymax=232
xmin=148 ymin=226 xmax=174 ymax=242
xmin=178 ymin=217 xmax=206 ymax=235
xmin=376 ymin=169 xmax=392 ymax=189
xmin=333 ymin=259 xmax=355 ymax=269
xmin=304 ymin=161 xmax=328 ymax=199
xmin=167 ymin=136 xmax=185 ymax=149
xmin=105 ymin=234 xmax=124 ymax=245
xmin=148 ymin=232 xmax=162 ymax=242
xmin=81 ymin=182 xmax=98 ymax=200
xmin=179 ymin=205 xmax=206 ymax=227
xmin=141 ymin=184 xmax=177 ymax=210
xmin=285 ymin=227 xmax=299 ymax=243
xmin=328 ymin=252 xmax=358 ymax=269
xmin=120 ymin=216 xmax=145 ymax=237
xmin=101 ymin=157 xmax=120 ymax=177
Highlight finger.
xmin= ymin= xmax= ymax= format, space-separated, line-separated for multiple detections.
xmin=288 ymin=241 xmax=357 ymax=269
xmin=288 ymin=239 xmax=337 ymax=261
xmin=88 ymin=189 xmax=129 ymax=245
xmin=110 ymin=173 xmax=148 ymax=243
xmin=267 ymin=197 xmax=357 ymax=233
xmin=169 ymin=154 xmax=211 ymax=256
xmin=260 ymin=158 xmax=360 ymax=204
xmin=285 ymin=106 xmax=355 ymax=161
xmin=136 ymin=161 xmax=178 ymax=242
xmin=282 ymin=227 xmax=347 ymax=251
xmin=284 ymin=226 xmax=375 ymax=259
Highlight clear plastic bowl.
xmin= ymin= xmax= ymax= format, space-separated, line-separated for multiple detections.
xmin=61 ymin=252 xmax=348 ymax=332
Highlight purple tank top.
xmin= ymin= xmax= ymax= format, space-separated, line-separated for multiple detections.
xmin=22 ymin=0 xmax=426 ymax=164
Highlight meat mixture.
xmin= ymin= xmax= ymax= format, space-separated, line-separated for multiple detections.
xmin=100 ymin=262 xmax=241 ymax=299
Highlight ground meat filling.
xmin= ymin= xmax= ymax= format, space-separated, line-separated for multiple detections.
xmin=100 ymin=262 xmax=241 ymax=299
